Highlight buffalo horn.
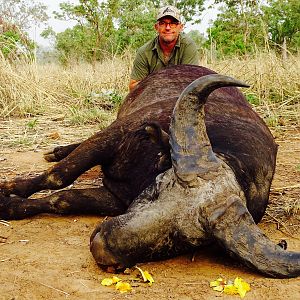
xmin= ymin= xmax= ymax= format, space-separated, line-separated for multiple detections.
xmin=207 ymin=196 xmax=300 ymax=278
xmin=169 ymin=74 xmax=249 ymax=184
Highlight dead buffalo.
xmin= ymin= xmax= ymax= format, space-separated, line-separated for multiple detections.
xmin=0 ymin=65 xmax=299 ymax=278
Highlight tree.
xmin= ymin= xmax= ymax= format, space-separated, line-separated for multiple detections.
xmin=51 ymin=0 xmax=208 ymax=64
xmin=262 ymin=0 xmax=300 ymax=52
xmin=110 ymin=0 xmax=156 ymax=52
xmin=0 ymin=17 xmax=35 ymax=59
xmin=206 ymin=5 xmax=263 ymax=56
xmin=187 ymin=30 xmax=206 ymax=48
xmin=206 ymin=1 xmax=270 ymax=56
xmin=0 ymin=0 xmax=48 ymax=31
xmin=55 ymin=26 xmax=96 ymax=64
xmin=48 ymin=0 xmax=213 ymax=63
xmin=207 ymin=0 xmax=299 ymax=56
xmin=0 ymin=0 xmax=48 ymax=59
xmin=53 ymin=0 xmax=120 ymax=65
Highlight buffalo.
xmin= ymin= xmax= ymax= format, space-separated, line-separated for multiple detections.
xmin=0 ymin=65 xmax=299 ymax=278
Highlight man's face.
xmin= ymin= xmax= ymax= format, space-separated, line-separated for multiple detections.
xmin=154 ymin=17 xmax=183 ymax=44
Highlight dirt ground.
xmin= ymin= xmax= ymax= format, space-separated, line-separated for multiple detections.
xmin=0 ymin=117 xmax=299 ymax=300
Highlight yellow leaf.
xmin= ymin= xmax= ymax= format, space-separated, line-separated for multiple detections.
xmin=210 ymin=277 xmax=250 ymax=298
xmin=115 ymin=281 xmax=132 ymax=293
xmin=210 ymin=280 xmax=220 ymax=287
xmin=135 ymin=266 xmax=154 ymax=285
xmin=143 ymin=271 xmax=155 ymax=286
xmin=224 ymin=284 xmax=238 ymax=295
xmin=234 ymin=277 xmax=251 ymax=298
xmin=112 ymin=276 xmax=122 ymax=284
xmin=101 ymin=276 xmax=121 ymax=286
xmin=210 ymin=278 xmax=226 ymax=288
xmin=101 ymin=278 xmax=114 ymax=286
xmin=213 ymin=286 xmax=224 ymax=292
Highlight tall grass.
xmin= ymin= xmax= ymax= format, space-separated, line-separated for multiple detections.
xmin=202 ymin=51 xmax=300 ymax=127
xmin=0 ymin=51 xmax=299 ymax=127
xmin=0 ymin=53 xmax=131 ymax=127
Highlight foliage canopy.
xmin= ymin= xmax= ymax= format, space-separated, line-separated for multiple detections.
xmin=0 ymin=0 xmax=48 ymax=59
xmin=48 ymin=0 xmax=206 ymax=63
xmin=208 ymin=0 xmax=300 ymax=56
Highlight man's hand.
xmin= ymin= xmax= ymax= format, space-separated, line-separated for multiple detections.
xmin=129 ymin=79 xmax=140 ymax=91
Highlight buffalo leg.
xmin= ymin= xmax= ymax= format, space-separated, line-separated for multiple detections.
xmin=0 ymin=123 xmax=122 ymax=198
xmin=44 ymin=142 xmax=81 ymax=162
xmin=0 ymin=187 xmax=126 ymax=220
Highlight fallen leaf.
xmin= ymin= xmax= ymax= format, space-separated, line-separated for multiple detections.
xmin=47 ymin=132 xmax=60 ymax=140
xmin=112 ymin=276 xmax=122 ymax=283
xmin=101 ymin=278 xmax=114 ymax=286
xmin=209 ymin=278 xmax=227 ymax=288
xmin=143 ymin=270 xmax=155 ymax=286
xmin=115 ymin=281 xmax=132 ymax=293
xmin=213 ymin=285 xmax=224 ymax=292
xmin=210 ymin=277 xmax=250 ymax=298
xmin=101 ymin=276 xmax=121 ymax=286
xmin=224 ymin=284 xmax=238 ymax=295
xmin=135 ymin=266 xmax=154 ymax=285
xmin=234 ymin=277 xmax=251 ymax=298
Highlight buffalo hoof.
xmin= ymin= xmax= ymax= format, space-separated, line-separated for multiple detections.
xmin=43 ymin=143 xmax=80 ymax=162
xmin=278 ymin=240 xmax=288 ymax=250
xmin=0 ymin=193 xmax=25 ymax=220
xmin=43 ymin=147 xmax=61 ymax=162
xmin=0 ymin=193 xmax=14 ymax=219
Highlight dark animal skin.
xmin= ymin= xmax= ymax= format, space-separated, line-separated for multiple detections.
xmin=0 ymin=65 xmax=299 ymax=278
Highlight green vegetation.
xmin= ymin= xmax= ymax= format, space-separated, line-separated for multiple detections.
xmin=0 ymin=20 xmax=35 ymax=60
xmin=209 ymin=0 xmax=300 ymax=57
xmin=43 ymin=0 xmax=206 ymax=63
xmin=1 ymin=0 xmax=298 ymax=61
xmin=39 ymin=0 xmax=299 ymax=63
xmin=0 ymin=0 xmax=48 ymax=59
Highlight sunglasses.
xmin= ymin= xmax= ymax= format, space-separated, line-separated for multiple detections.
xmin=158 ymin=21 xmax=179 ymax=28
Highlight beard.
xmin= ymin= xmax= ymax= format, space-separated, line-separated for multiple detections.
xmin=159 ymin=33 xmax=179 ymax=44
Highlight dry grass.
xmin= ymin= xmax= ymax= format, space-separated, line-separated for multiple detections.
xmin=265 ymin=188 xmax=300 ymax=236
xmin=1 ymin=51 xmax=299 ymax=127
xmin=202 ymin=51 xmax=300 ymax=128
xmin=0 ymin=54 xmax=131 ymax=125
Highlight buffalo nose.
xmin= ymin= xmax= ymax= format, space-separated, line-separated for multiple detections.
xmin=90 ymin=232 xmax=118 ymax=266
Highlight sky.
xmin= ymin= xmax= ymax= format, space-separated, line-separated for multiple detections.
xmin=28 ymin=0 xmax=78 ymax=47
xmin=29 ymin=0 xmax=219 ymax=47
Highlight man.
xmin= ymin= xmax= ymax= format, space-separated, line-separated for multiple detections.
xmin=129 ymin=5 xmax=199 ymax=91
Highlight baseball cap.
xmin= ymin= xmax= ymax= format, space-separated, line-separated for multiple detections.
xmin=157 ymin=6 xmax=181 ymax=22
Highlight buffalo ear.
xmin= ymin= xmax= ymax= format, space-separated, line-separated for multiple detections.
xmin=143 ymin=122 xmax=169 ymax=150
xmin=143 ymin=123 xmax=171 ymax=172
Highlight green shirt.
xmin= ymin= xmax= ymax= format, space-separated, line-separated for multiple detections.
xmin=131 ymin=33 xmax=199 ymax=81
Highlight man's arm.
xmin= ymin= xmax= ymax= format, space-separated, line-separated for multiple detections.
xmin=129 ymin=50 xmax=149 ymax=91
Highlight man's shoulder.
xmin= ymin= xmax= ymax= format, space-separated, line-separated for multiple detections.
xmin=137 ymin=37 xmax=157 ymax=54
xmin=179 ymin=33 xmax=196 ymax=46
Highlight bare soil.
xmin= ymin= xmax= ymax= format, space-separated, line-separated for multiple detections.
xmin=0 ymin=117 xmax=299 ymax=300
